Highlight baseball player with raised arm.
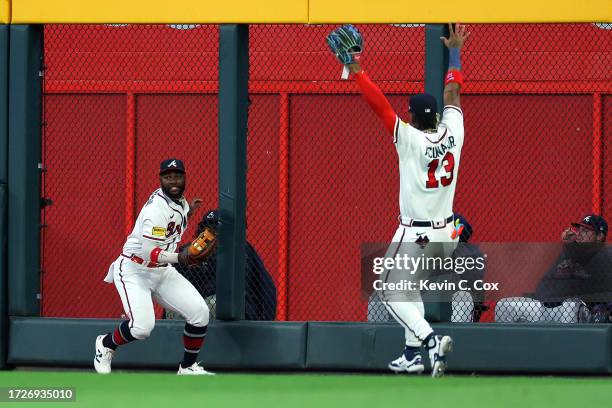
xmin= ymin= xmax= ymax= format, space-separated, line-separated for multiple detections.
xmin=328 ymin=24 xmax=469 ymax=376
xmin=94 ymin=158 xmax=216 ymax=375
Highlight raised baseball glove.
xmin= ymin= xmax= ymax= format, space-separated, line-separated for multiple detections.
xmin=326 ymin=24 xmax=363 ymax=65
xmin=178 ymin=227 xmax=217 ymax=266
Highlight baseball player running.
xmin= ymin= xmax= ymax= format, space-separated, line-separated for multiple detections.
xmin=328 ymin=24 xmax=469 ymax=376
xmin=94 ymin=158 xmax=216 ymax=375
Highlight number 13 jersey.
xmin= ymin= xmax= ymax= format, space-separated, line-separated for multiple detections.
xmin=394 ymin=105 xmax=464 ymax=221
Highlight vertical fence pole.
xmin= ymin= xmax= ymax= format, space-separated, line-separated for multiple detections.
xmin=592 ymin=93 xmax=602 ymax=215
xmin=0 ymin=24 xmax=9 ymax=369
xmin=217 ymin=24 xmax=249 ymax=320
xmin=0 ymin=185 xmax=7 ymax=369
xmin=277 ymin=92 xmax=290 ymax=321
xmin=425 ymin=24 xmax=449 ymax=115
xmin=424 ymin=24 xmax=452 ymax=322
xmin=0 ymin=26 xmax=7 ymax=184
xmin=8 ymin=25 xmax=43 ymax=316
xmin=125 ymin=92 xmax=136 ymax=236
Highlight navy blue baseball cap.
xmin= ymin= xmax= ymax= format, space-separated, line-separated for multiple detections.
xmin=572 ymin=214 xmax=608 ymax=237
xmin=409 ymin=93 xmax=438 ymax=119
xmin=196 ymin=209 xmax=219 ymax=236
xmin=159 ymin=158 xmax=185 ymax=175
xmin=202 ymin=209 xmax=219 ymax=227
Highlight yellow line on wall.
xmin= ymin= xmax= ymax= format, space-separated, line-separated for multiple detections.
xmin=309 ymin=0 xmax=611 ymax=23
xmin=11 ymin=0 xmax=309 ymax=24
xmin=1 ymin=0 xmax=10 ymax=24
xmin=8 ymin=0 xmax=612 ymax=24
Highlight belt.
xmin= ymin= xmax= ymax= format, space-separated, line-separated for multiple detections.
xmin=122 ymin=254 xmax=167 ymax=268
xmin=399 ymin=215 xmax=454 ymax=229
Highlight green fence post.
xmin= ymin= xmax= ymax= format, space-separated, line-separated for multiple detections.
xmin=425 ymin=24 xmax=449 ymax=115
xmin=217 ymin=24 xmax=248 ymax=320
xmin=8 ymin=25 xmax=43 ymax=316
xmin=424 ymin=24 xmax=452 ymax=322
xmin=0 ymin=24 xmax=8 ymax=369
xmin=0 ymin=184 xmax=7 ymax=370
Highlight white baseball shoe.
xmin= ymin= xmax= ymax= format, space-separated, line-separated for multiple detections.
xmin=428 ymin=335 xmax=453 ymax=378
xmin=388 ymin=354 xmax=425 ymax=374
xmin=94 ymin=335 xmax=114 ymax=374
xmin=177 ymin=362 xmax=216 ymax=376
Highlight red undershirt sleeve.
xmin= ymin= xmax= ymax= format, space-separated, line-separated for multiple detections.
xmin=354 ymin=71 xmax=398 ymax=136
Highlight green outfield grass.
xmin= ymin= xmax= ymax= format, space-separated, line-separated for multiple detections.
xmin=1 ymin=370 xmax=611 ymax=408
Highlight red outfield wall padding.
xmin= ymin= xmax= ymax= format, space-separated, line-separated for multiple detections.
xmin=41 ymin=24 xmax=612 ymax=320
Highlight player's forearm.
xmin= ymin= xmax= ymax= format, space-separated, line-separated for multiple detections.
xmin=354 ymin=71 xmax=397 ymax=135
xmin=443 ymin=83 xmax=461 ymax=108
xmin=448 ymin=47 xmax=461 ymax=71
xmin=443 ymin=47 xmax=463 ymax=108
xmin=156 ymin=250 xmax=179 ymax=264
xmin=142 ymin=240 xmax=179 ymax=264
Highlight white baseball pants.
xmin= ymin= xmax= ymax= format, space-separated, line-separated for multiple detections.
xmin=380 ymin=222 xmax=458 ymax=347
xmin=105 ymin=256 xmax=209 ymax=339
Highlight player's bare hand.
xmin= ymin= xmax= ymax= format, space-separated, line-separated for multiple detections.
xmin=347 ymin=61 xmax=362 ymax=74
xmin=440 ymin=23 xmax=470 ymax=49
xmin=190 ymin=198 xmax=203 ymax=210
xmin=187 ymin=198 xmax=203 ymax=219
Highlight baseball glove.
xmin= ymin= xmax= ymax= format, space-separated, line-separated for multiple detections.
xmin=326 ymin=24 xmax=363 ymax=65
xmin=178 ymin=227 xmax=217 ymax=266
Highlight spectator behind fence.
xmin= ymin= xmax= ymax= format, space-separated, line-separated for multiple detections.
xmin=447 ymin=214 xmax=489 ymax=322
xmin=368 ymin=213 xmax=487 ymax=322
xmin=167 ymin=209 xmax=277 ymax=321
xmin=495 ymin=214 xmax=612 ymax=323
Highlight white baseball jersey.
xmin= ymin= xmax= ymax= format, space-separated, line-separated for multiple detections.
xmin=393 ymin=105 xmax=464 ymax=221
xmin=122 ymin=188 xmax=190 ymax=259
xmin=102 ymin=188 xmax=208 ymax=336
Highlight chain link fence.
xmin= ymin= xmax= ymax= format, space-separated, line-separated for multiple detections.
xmin=41 ymin=23 xmax=612 ymax=324
xmin=42 ymin=25 xmax=220 ymax=319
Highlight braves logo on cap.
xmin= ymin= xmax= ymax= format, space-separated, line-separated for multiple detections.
xmin=572 ymin=214 xmax=608 ymax=237
xmin=159 ymin=158 xmax=185 ymax=174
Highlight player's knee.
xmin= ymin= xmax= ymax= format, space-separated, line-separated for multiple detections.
xmin=131 ymin=325 xmax=154 ymax=340
xmin=130 ymin=316 xmax=155 ymax=339
xmin=186 ymin=299 xmax=209 ymax=327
